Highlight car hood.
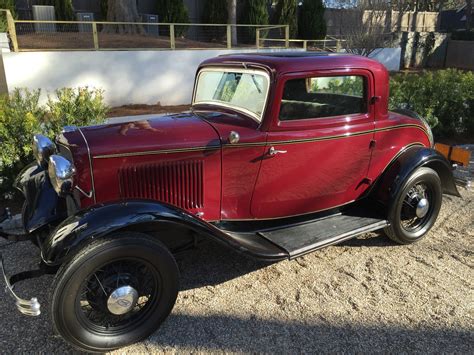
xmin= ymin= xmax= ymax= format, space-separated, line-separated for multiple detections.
xmin=70 ymin=112 xmax=221 ymax=158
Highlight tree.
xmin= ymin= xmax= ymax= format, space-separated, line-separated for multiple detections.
xmin=298 ymin=0 xmax=326 ymax=39
xmin=104 ymin=0 xmax=144 ymax=34
xmin=466 ymin=0 xmax=472 ymax=30
xmin=228 ymin=0 xmax=238 ymax=45
xmin=341 ymin=0 xmax=395 ymax=56
xmin=240 ymin=0 xmax=269 ymax=43
xmin=157 ymin=0 xmax=189 ymax=36
xmin=0 ymin=0 xmax=15 ymax=32
xmin=274 ymin=0 xmax=298 ymax=37
xmin=202 ymin=0 xmax=228 ymax=41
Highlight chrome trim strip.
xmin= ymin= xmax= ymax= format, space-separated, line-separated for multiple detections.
xmin=93 ymin=145 xmax=221 ymax=159
xmin=77 ymin=128 xmax=97 ymax=203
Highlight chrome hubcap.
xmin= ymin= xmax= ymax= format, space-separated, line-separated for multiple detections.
xmin=416 ymin=198 xmax=430 ymax=218
xmin=107 ymin=285 xmax=139 ymax=315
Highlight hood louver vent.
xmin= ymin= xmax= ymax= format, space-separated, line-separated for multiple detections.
xmin=119 ymin=160 xmax=204 ymax=209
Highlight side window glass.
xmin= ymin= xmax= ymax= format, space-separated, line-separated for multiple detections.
xmin=279 ymin=75 xmax=367 ymax=121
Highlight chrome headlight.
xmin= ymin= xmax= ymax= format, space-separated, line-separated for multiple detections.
xmin=33 ymin=134 xmax=56 ymax=167
xmin=48 ymin=155 xmax=76 ymax=195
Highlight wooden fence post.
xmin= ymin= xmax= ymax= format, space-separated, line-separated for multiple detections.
xmin=284 ymin=25 xmax=289 ymax=48
xmin=5 ymin=10 xmax=18 ymax=52
xmin=256 ymin=28 xmax=260 ymax=49
xmin=170 ymin=24 xmax=175 ymax=49
xmin=92 ymin=22 xmax=99 ymax=50
xmin=226 ymin=25 xmax=231 ymax=49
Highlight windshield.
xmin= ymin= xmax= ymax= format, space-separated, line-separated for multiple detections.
xmin=193 ymin=68 xmax=270 ymax=122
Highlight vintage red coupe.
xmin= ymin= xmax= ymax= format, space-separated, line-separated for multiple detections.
xmin=0 ymin=53 xmax=460 ymax=352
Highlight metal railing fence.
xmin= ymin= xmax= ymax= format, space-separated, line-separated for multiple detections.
xmin=1 ymin=10 xmax=290 ymax=52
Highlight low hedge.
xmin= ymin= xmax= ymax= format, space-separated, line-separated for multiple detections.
xmin=0 ymin=87 xmax=108 ymax=196
xmin=389 ymin=69 xmax=474 ymax=138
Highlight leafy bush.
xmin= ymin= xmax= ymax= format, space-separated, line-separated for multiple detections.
xmin=156 ymin=0 xmax=189 ymax=37
xmin=274 ymin=0 xmax=298 ymax=38
xmin=201 ymin=0 xmax=228 ymax=41
xmin=240 ymin=0 xmax=269 ymax=43
xmin=389 ymin=69 xmax=474 ymax=138
xmin=0 ymin=87 xmax=109 ymax=195
xmin=45 ymin=87 xmax=108 ymax=136
xmin=0 ymin=0 xmax=15 ymax=33
xmin=298 ymin=0 xmax=326 ymax=40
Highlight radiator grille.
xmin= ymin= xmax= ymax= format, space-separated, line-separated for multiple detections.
xmin=118 ymin=160 xmax=204 ymax=209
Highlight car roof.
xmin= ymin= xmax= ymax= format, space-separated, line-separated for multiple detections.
xmin=200 ymin=51 xmax=387 ymax=74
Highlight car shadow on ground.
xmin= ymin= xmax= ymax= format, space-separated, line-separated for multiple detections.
xmin=0 ymin=232 xmax=408 ymax=353
xmin=147 ymin=312 xmax=472 ymax=353
xmin=177 ymin=232 xmax=395 ymax=292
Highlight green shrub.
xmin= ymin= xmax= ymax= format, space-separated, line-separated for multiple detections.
xmin=298 ymin=0 xmax=326 ymax=40
xmin=274 ymin=0 xmax=298 ymax=38
xmin=0 ymin=87 xmax=109 ymax=195
xmin=157 ymin=0 xmax=189 ymax=37
xmin=240 ymin=0 xmax=269 ymax=43
xmin=45 ymin=87 xmax=108 ymax=136
xmin=201 ymin=0 xmax=228 ymax=41
xmin=0 ymin=0 xmax=15 ymax=33
xmin=389 ymin=69 xmax=474 ymax=138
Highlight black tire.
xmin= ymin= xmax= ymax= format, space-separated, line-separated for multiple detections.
xmin=50 ymin=232 xmax=179 ymax=352
xmin=384 ymin=167 xmax=442 ymax=244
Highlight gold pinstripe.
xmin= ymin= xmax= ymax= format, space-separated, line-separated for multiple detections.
xmin=92 ymin=124 xmax=429 ymax=159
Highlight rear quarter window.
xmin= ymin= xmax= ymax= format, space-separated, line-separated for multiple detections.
xmin=279 ymin=75 xmax=367 ymax=121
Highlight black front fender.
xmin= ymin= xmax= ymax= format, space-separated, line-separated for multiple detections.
xmin=14 ymin=163 xmax=65 ymax=233
xmin=41 ymin=200 xmax=287 ymax=266
xmin=374 ymin=146 xmax=461 ymax=206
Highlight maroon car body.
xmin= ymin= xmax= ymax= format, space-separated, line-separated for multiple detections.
xmin=1 ymin=52 xmax=460 ymax=352
xmin=59 ymin=54 xmax=431 ymax=220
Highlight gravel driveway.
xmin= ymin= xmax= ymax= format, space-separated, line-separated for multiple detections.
xmin=0 ymin=187 xmax=472 ymax=353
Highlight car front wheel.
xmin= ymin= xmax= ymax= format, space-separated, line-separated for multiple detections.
xmin=50 ymin=232 xmax=179 ymax=352
xmin=384 ymin=167 xmax=442 ymax=244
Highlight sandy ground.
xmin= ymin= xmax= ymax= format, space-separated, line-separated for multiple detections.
xmin=0 ymin=186 xmax=472 ymax=353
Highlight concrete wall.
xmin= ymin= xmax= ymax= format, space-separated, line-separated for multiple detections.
xmin=445 ymin=40 xmax=474 ymax=70
xmin=3 ymin=48 xmax=400 ymax=106
xmin=3 ymin=49 xmax=288 ymax=106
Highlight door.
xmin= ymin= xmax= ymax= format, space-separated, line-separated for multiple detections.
xmin=251 ymin=69 xmax=375 ymax=219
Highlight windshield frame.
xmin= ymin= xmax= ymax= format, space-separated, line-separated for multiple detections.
xmin=192 ymin=67 xmax=271 ymax=123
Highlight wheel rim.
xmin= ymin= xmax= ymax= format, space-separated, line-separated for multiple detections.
xmin=75 ymin=258 xmax=160 ymax=334
xmin=400 ymin=182 xmax=434 ymax=233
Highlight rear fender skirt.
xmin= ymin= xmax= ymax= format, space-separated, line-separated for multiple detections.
xmin=373 ymin=146 xmax=461 ymax=207
xmin=41 ymin=200 xmax=286 ymax=266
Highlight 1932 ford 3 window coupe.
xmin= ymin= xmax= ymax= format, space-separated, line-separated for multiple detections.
xmin=0 ymin=53 xmax=460 ymax=352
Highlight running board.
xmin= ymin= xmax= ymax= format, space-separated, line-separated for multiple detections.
xmin=258 ymin=213 xmax=389 ymax=259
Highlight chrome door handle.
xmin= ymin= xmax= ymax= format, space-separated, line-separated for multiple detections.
xmin=268 ymin=146 xmax=287 ymax=156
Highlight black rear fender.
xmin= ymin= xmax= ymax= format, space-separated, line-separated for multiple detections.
xmin=372 ymin=146 xmax=461 ymax=207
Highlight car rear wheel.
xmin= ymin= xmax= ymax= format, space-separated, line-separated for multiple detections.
xmin=50 ymin=232 xmax=179 ymax=352
xmin=384 ymin=167 xmax=442 ymax=244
